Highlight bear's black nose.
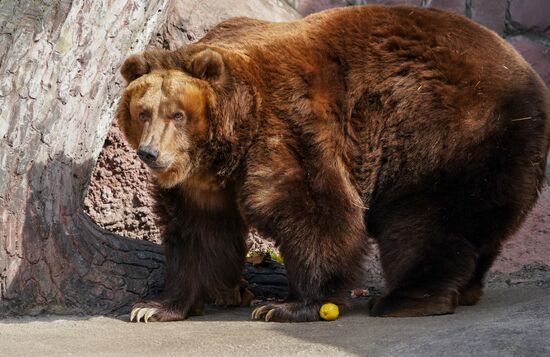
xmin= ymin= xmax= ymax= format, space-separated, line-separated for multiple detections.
xmin=137 ymin=145 xmax=159 ymax=163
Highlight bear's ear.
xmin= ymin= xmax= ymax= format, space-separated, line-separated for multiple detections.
xmin=188 ymin=49 xmax=225 ymax=83
xmin=120 ymin=53 xmax=150 ymax=83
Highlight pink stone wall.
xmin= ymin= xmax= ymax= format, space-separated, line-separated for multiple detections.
xmin=495 ymin=188 xmax=550 ymax=274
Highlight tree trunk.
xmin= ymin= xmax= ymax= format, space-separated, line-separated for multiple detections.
xmin=0 ymin=0 xmax=299 ymax=316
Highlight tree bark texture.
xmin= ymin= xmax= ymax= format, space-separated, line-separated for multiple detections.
xmin=0 ymin=0 xmax=299 ymax=316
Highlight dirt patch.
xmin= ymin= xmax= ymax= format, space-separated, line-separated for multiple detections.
xmin=84 ymin=123 xmax=161 ymax=243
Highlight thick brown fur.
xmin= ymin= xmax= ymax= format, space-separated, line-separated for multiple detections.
xmin=117 ymin=6 xmax=550 ymax=322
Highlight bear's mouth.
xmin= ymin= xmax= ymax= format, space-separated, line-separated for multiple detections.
xmin=144 ymin=162 xmax=168 ymax=172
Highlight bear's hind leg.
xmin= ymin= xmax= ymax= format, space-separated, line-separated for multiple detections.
xmin=458 ymin=248 xmax=500 ymax=306
xmin=456 ymin=202 xmax=523 ymax=306
xmin=368 ymin=196 xmax=478 ymax=317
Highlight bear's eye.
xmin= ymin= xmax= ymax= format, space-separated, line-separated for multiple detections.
xmin=138 ymin=111 xmax=147 ymax=122
xmin=173 ymin=111 xmax=186 ymax=121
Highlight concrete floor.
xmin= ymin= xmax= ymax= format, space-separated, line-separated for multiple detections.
xmin=1 ymin=287 xmax=549 ymax=356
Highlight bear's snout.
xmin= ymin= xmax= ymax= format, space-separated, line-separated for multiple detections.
xmin=137 ymin=145 xmax=159 ymax=165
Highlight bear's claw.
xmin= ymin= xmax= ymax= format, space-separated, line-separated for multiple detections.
xmin=251 ymin=305 xmax=274 ymax=321
xmin=130 ymin=307 xmax=158 ymax=323
xmin=265 ymin=308 xmax=277 ymax=322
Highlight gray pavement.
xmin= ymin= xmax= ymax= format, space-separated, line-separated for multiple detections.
xmin=1 ymin=287 xmax=549 ymax=356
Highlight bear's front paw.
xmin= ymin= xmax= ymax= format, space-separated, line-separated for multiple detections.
xmin=251 ymin=302 xmax=321 ymax=322
xmin=130 ymin=306 xmax=159 ymax=323
xmin=130 ymin=300 xmax=203 ymax=323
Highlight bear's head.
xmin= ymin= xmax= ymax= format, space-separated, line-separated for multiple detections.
xmin=116 ymin=48 xmax=230 ymax=188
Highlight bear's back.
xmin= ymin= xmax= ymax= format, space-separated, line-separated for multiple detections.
xmin=199 ymin=5 xmax=541 ymax=114
xmin=199 ymin=5 xmax=550 ymax=196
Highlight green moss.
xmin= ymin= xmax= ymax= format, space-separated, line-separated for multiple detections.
xmin=267 ymin=248 xmax=284 ymax=264
xmin=246 ymin=248 xmax=284 ymax=264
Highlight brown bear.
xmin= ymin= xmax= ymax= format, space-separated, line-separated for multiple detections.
xmin=117 ymin=6 xmax=550 ymax=322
